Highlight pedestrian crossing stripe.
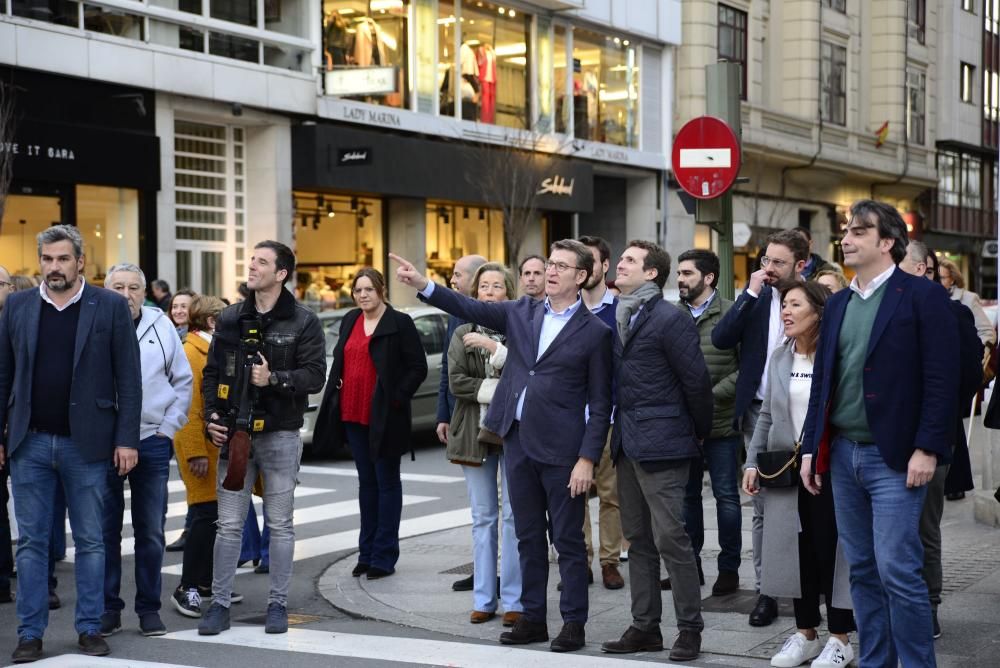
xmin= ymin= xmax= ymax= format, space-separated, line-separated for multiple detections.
xmin=297 ymin=464 xmax=465 ymax=484
xmin=158 ymin=628 xmax=670 ymax=667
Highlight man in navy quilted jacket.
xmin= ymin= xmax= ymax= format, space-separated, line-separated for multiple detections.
xmin=599 ymin=240 xmax=713 ymax=662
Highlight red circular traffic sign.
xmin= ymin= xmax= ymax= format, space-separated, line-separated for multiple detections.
xmin=672 ymin=116 xmax=742 ymax=200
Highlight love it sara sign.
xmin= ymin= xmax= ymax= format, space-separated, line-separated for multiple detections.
xmin=672 ymin=116 xmax=741 ymax=200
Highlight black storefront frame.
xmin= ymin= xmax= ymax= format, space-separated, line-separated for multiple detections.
xmin=2 ymin=68 xmax=160 ymax=279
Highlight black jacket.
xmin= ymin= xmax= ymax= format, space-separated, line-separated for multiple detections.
xmin=611 ymin=294 xmax=713 ymax=463
xmin=203 ymin=288 xmax=326 ymax=434
xmin=712 ymin=284 xmax=774 ymax=430
xmin=313 ymin=306 xmax=428 ymax=460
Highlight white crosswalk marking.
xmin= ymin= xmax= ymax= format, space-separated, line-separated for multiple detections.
xmin=298 ymin=464 xmax=464 ymax=484
xmin=158 ymin=628 xmax=667 ymax=667
xmin=124 ymin=486 xmax=330 ymax=528
xmin=158 ymin=495 xmax=442 ymax=575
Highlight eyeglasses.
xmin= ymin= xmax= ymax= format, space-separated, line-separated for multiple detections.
xmin=544 ymin=261 xmax=583 ymax=273
xmin=0 ymin=281 xmax=11 ymax=290
xmin=759 ymin=256 xmax=790 ymax=270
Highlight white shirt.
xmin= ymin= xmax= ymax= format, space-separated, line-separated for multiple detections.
xmin=750 ymin=287 xmax=783 ymax=401
xmin=789 ymin=351 xmax=814 ymax=439
xmin=39 ymin=278 xmax=85 ymax=312
xmin=848 ymin=264 xmax=896 ymax=300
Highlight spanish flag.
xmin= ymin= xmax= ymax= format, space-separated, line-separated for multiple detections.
xmin=875 ymin=121 xmax=890 ymax=148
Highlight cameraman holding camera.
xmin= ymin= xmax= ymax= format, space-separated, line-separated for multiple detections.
xmin=198 ymin=241 xmax=326 ymax=636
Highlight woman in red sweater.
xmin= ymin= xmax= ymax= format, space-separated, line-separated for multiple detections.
xmin=315 ymin=269 xmax=427 ymax=580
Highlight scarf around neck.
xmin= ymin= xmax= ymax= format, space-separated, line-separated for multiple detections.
xmin=616 ymin=281 xmax=662 ymax=344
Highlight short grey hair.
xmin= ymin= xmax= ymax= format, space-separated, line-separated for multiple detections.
xmin=104 ymin=263 xmax=147 ymax=289
xmin=905 ymin=240 xmax=929 ymax=265
xmin=37 ymin=225 xmax=84 ymax=259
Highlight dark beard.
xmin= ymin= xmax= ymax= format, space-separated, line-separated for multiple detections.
xmin=584 ymin=271 xmax=605 ymax=291
xmin=679 ymin=279 xmax=706 ymax=304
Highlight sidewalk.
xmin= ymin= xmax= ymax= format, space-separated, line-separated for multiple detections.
xmin=319 ymin=423 xmax=1000 ymax=666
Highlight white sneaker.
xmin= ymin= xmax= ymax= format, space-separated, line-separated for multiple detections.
xmin=811 ymin=636 xmax=854 ymax=667
xmin=771 ymin=632 xmax=822 ymax=667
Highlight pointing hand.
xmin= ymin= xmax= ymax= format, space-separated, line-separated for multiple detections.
xmin=388 ymin=253 xmax=430 ymax=291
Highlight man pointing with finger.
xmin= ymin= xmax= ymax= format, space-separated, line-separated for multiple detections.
xmin=0 ymin=225 xmax=142 ymax=663
xmin=801 ymin=201 xmax=958 ymax=667
xmin=391 ymin=241 xmax=612 ymax=653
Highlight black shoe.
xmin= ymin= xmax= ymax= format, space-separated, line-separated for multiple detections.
xmin=661 ymin=563 xmax=704 ymax=590
xmin=748 ymin=595 xmax=778 ymax=627
xmin=99 ymin=611 xmax=122 ymax=637
xmin=47 ymin=590 xmax=60 ymax=610
xmin=352 ymin=562 xmax=370 ymax=577
xmin=366 ymin=566 xmax=394 ymax=580
xmin=932 ymin=608 xmax=942 ymax=639
xmin=557 ymin=569 xmax=594 ymax=591
xmin=601 ymin=625 xmax=664 ymax=654
xmin=139 ymin=612 xmax=167 ymax=637
xmin=668 ymin=629 xmax=701 ymax=661
xmin=946 ymin=492 xmax=966 ymax=501
xmin=11 ymin=637 xmax=42 ymax=664
xmin=452 ymin=574 xmax=474 ymax=591
xmin=254 ymin=563 xmax=269 ymax=574
xmin=550 ymin=622 xmax=585 ymax=653
xmin=165 ymin=531 xmax=187 ymax=552
xmin=711 ymin=570 xmax=740 ymax=596
xmin=0 ymin=588 xmax=12 ymax=603
xmin=78 ymin=632 xmax=110 ymax=657
xmin=499 ymin=618 xmax=549 ymax=645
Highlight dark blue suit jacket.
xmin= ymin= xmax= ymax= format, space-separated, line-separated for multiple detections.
xmin=0 ymin=283 xmax=142 ymax=463
xmin=711 ymin=284 xmax=773 ymax=429
xmin=802 ymin=268 xmax=959 ymax=473
xmin=422 ymin=285 xmax=612 ymax=466
xmin=435 ymin=315 xmax=462 ymax=424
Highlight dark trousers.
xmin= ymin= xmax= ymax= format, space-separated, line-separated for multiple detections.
xmin=181 ymin=501 xmax=218 ymax=590
xmin=919 ymin=456 xmax=951 ymax=609
xmin=794 ymin=476 xmax=855 ymax=635
xmin=240 ymin=504 xmax=270 ymax=566
xmin=0 ymin=466 xmax=13 ymax=593
xmin=504 ymin=424 xmax=587 ymax=625
xmin=345 ymin=422 xmax=402 ymax=572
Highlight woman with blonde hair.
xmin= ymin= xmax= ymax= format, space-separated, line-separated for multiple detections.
xmin=937 ymin=257 xmax=995 ymax=347
xmin=171 ymin=294 xmax=233 ymax=618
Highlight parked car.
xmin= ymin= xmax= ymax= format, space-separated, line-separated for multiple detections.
xmin=301 ymin=305 xmax=449 ymax=457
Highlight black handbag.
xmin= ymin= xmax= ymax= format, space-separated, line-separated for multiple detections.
xmin=756 ymin=425 xmax=804 ymax=489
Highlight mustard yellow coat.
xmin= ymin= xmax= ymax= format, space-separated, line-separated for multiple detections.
xmin=173 ymin=333 xmax=219 ymax=505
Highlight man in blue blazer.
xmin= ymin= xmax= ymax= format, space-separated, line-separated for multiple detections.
xmin=711 ymin=229 xmax=808 ymax=626
xmin=391 ymin=240 xmax=612 ymax=653
xmin=801 ymin=201 xmax=958 ymax=667
xmin=0 ymin=225 xmax=142 ymax=663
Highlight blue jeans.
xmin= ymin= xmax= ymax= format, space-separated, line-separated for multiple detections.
xmin=345 ymin=422 xmax=401 ymax=572
xmin=462 ymin=455 xmax=522 ymax=614
xmin=830 ymin=438 xmax=935 ymax=667
xmin=240 ymin=503 xmax=270 ymax=566
xmin=683 ymin=435 xmax=743 ymax=573
xmin=102 ymin=434 xmax=171 ymax=616
xmin=11 ymin=432 xmax=107 ymax=639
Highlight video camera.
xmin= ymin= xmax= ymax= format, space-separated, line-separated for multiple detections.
xmin=221 ymin=314 xmax=264 ymax=491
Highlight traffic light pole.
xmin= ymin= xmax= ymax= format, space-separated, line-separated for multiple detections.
xmin=697 ymin=62 xmax=742 ymax=301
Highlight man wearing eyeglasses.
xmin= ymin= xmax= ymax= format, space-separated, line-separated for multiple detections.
xmin=712 ymin=228 xmax=808 ymax=627
xmin=390 ymin=240 xmax=612 ymax=654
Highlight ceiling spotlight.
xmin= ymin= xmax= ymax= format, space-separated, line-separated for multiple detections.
xmin=350 ymin=196 xmax=359 ymax=211
xmin=509 ymin=10 xmax=515 ymax=17
xmin=317 ymin=194 xmax=325 ymax=208
xmin=359 ymin=204 xmax=371 ymax=218
xmin=326 ymin=203 xmax=335 ymax=218
xmin=478 ymin=208 xmax=485 ymax=220
xmin=300 ymin=214 xmax=308 ymax=227
xmin=463 ymin=207 xmax=469 ymax=219
xmin=313 ymin=214 xmax=320 ymax=230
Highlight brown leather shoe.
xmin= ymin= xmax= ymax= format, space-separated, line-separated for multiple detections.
xmin=470 ymin=610 xmax=495 ymax=624
xmin=502 ymin=611 xmax=522 ymax=627
xmin=601 ymin=563 xmax=624 ymax=590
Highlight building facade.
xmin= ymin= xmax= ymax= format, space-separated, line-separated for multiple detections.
xmin=0 ymin=0 xmax=682 ymax=304
xmin=668 ymin=0 xmax=955 ymax=293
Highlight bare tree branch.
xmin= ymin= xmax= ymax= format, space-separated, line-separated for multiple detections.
xmin=0 ymin=78 xmax=15 ymax=226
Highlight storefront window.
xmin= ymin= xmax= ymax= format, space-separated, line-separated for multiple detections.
xmin=569 ymin=27 xmax=639 ymax=147
xmin=456 ymin=0 xmax=530 ymax=128
xmin=425 ymin=202 xmax=505 ymax=284
xmin=12 ymin=0 xmax=78 ymax=27
xmin=294 ymin=192 xmax=384 ymax=311
xmin=322 ymin=0 xmax=410 ymax=110
xmin=438 ymin=1 xmax=459 ymax=117
xmin=554 ymin=25 xmax=570 ymax=134
xmin=0 ymin=186 xmax=139 ymax=284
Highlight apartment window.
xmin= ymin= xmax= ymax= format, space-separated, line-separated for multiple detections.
xmin=908 ymin=0 xmax=925 ymax=44
xmin=989 ymin=0 xmax=1000 ymax=34
xmin=906 ymin=69 xmax=926 ymax=145
xmin=986 ymin=69 xmax=1000 ymax=121
xmin=821 ymin=42 xmax=847 ymax=126
xmin=718 ymin=4 xmax=748 ymax=100
xmin=963 ymin=156 xmax=983 ymax=209
xmin=961 ymin=62 xmax=975 ymax=103
xmin=939 ymin=152 xmax=960 ymax=206
xmin=822 ymin=0 xmax=846 ymax=13
xmin=567 ymin=27 xmax=641 ymax=147
xmin=962 ymin=0 xmax=975 ymax=13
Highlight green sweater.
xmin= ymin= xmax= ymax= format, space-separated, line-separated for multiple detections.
xmin=830 ymin=282 xmax=888 ymax=442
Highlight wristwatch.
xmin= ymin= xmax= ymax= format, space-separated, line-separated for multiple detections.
xmin=268 ymin=372 xmax=280 ymax=387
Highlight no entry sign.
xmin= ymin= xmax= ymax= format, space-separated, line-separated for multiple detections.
xmin=672 ymin=116 xmax=741 ymax=200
